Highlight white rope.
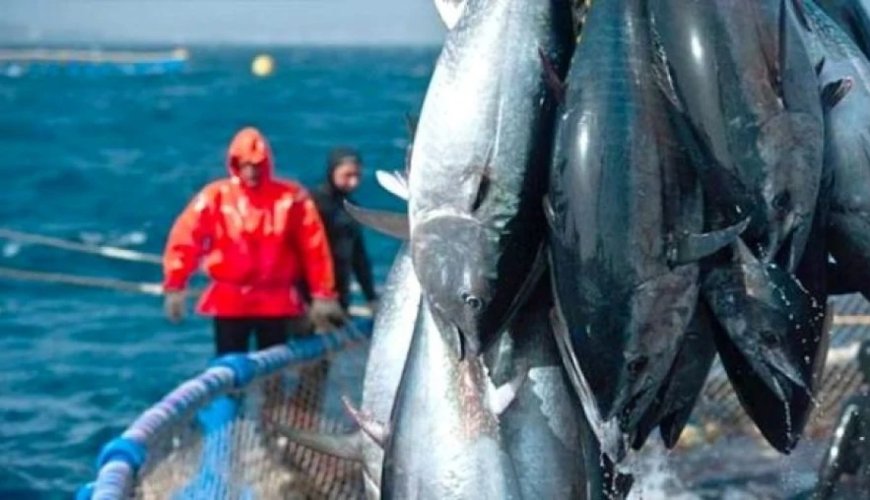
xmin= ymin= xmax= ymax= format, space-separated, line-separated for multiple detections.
xmin=0 ymin=265 xmax=163 ymax=295
xmin=0 ymin=265 xmax=373 ymax=317
xmin=0 ymin=228 xmax=381 ymax=296
xmin=0 ymin=228 xmax=163 ymax=265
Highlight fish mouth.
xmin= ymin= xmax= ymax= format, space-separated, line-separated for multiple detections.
xmin=429 ymin=307 xmax=480 ymax=360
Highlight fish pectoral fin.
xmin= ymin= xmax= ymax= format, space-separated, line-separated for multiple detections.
xmin=669 ymin=217 xmax=750 ymax=265
xmin=275 ymin=425 xmax=365 ymax=461
xmin=538 ymin=47 xmax=566 ymax=103
xmin=821 ymin=78 xmax=854 ymax=111
xmin=434 ymin=0 xmax=467 ymax=29
xmin=341 ymin=395 xmax=389 ymax=447
xmin=375 ymin=170 xmax=410 ymax=201
xmin=343 ymin=200 xmax=410 ymax=240
xmin=487 ymin=365 xmax=527 ymax=416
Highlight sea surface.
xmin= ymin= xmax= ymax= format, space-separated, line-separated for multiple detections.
xmin=0 ymin=46 xmax=845 ymax=499
xmin=0 ymin=47 xmax=422 ymax=497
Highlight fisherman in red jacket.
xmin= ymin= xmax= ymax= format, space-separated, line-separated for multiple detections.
xmin=162 ymin=127 xmax=345 ymax=355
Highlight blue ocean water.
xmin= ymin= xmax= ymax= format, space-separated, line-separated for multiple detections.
xmin=0 ymin=47 xmax=432 ymax=497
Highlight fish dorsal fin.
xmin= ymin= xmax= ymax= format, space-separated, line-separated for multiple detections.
xmin=434 ymin=0 xmax=467 ymax=30
xmin=343 ymin=200 xmax=410 ymax=240
xmin=342 ymin=396 xmax=389 ymax=447
xmin=376 ymin=170 xmax=410 ymax=201
xmin=668 ymin=217 xmax=751 ymax=266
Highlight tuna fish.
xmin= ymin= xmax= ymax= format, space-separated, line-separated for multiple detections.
xmin=381 ymin=301 xmax=523 ymax=500
xmin=484 ymin=280 xmax=601 ymax=500
xmin=404 ymin=0 xmax=575 ymax=357
xmin=651 ymin=0 xmax=824 ymax=270
xmin=545 ymin=0 xmax=742 ymax=460
xmin=701 ymin=239 xmax=825 ymax=452
xmin=647 ymin=0 xmax=829 ymax=453
xmin=801 ymin=0 xmax=870 ymax=302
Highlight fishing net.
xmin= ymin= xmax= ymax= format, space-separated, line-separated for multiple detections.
xmin=83 ymin=295 xmax=870 ymax=499
xmin=83 ymin=326 xmax=373 ymax=500
xmin=135 ymin=354 xmax=366 ymax=499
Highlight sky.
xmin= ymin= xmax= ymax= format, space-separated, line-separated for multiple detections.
xmin=1 ymin=0 xmax=446 ymax=46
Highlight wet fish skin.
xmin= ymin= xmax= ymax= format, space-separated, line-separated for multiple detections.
xmin=648 ymin=0 xmax=827 ymax=454
xmin=381 ymin=301 xmax=522 ymax=500
xmin=546 ymin=0 xmax=721 ymax=451
xmin=630 ymin=301 xmax=718 ymax=450
xmin=408 ymin=0 xmax=574 ymax=357
xmin=651 ymin=0 xmax=824 ymax=268
xmin=355 ymin=247 xmax=420 ymax=494
xmin=485 ymin=281 xmax=600 ymax=500
xmin=701 ymin=239 xmax=825 ymax=453
xmin=801 ymin=0 xmax=870 ymax=301
xmin=814 ymin=0 xmax=870 ymax=59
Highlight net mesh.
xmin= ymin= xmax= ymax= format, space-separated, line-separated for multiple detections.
xmin=133 ymin=342 xmax=368 ymax=499
xmin=117 ymin=295 xmax=870 ymax=498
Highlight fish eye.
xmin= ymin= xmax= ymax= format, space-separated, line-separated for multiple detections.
xmin=773 ymin=191 xmax=791 ymax=211
xmin=461 ymin=291 xmax=484 ymax=311
xmin=627 ymin=356 xmax=648 ymax=376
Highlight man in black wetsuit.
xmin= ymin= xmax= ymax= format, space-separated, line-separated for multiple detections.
xmin=311 ymin=147 xmax=379 ymax=313
xmin=814 ymin=339 xmax=870 ymax=499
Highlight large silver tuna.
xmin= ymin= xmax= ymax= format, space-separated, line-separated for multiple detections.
xmin=381 ymin=301 xmax=523 ymax=500
xmin=484 ymin=281 xmax=603 ymax=499
xmin=406 ymin=0 xmax=575 ymax=357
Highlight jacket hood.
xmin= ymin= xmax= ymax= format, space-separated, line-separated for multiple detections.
xmin=227 ymin=127 xmax=274 ymax=181
xmin=323 ymin=146 xmax=362 ymax=195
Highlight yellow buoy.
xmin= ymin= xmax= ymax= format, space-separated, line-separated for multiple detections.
xmin=251 ymin=54 xmax=275 ymax=77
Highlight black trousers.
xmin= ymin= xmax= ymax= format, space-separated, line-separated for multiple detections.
xmin=213 ymin=316 xmax=311 ymax=355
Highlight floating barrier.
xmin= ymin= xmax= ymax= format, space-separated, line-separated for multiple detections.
xmin=0 ymin=48 xmax=189 ymax=77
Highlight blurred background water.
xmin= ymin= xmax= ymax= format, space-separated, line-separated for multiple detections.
xmin=0 ymin=47 xmax=432 ymax=497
